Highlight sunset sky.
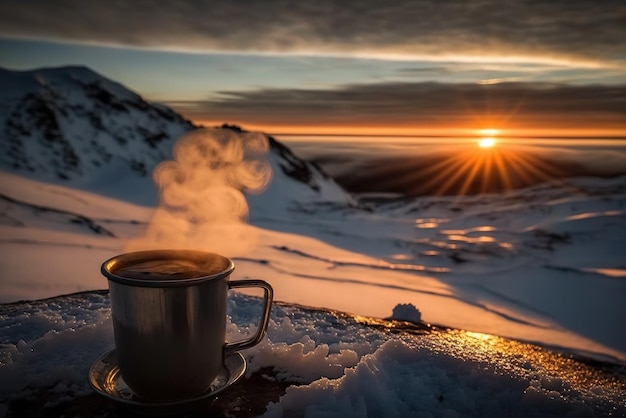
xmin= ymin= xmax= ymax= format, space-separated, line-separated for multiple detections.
xmin=1 ymin=0 xmax=625 ymax=137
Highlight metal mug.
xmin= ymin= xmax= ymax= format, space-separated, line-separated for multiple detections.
xmin=101 ymin=250 xmax=273 ymax=400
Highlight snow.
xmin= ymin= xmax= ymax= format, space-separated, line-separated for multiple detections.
xmin=0 ymin=67 xmax=194 ymax=205
xmin=1 ymin=292 xmax=624 ymax=417
xmin=1 ymin=168 xmax=625 ymax=417
xmin=391 ymin=303 xmax=422 ymax=323
xmin=247 ymin=145 xmax=355 ymax=220
xmin=1 ymin=169 xmax=625 ymax=363
xmin=1 ymin=67 xmax=625 ymax=416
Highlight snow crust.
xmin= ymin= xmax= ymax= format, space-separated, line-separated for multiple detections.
xmin=1 ymin=292 xmax=624 ymax=417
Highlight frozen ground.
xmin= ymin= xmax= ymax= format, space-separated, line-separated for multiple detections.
xmin=1 ymin=291 xmax=625 ymax=417
xmin=1 ymin=171 xmax=626 ymax=416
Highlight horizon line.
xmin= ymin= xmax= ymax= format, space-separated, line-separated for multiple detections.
xmin=269 ymin=132 xmax=626 ymax=141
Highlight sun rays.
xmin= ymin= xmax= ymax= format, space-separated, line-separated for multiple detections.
xmin=408 ymin=139 xmax=577 ymax=197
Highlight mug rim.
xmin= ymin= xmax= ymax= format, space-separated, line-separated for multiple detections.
xmin=101 ymin=249 xmax=235 ymax=287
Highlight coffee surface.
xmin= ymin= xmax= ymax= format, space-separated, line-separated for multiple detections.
xmin=113 ymin=256 xmax=231 ymax=280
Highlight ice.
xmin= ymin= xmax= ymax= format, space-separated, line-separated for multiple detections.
xmin=1 ymin=292 xmax=624 ymax=416
xmin=0 ymin=292 xmax=113 ymax=396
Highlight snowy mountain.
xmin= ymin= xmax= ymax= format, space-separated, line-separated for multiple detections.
xmin=2 ymin=66 xmax=626 ymax=417
xmin=0 ymin=66 xmax=193 ymax=185
xmin=0 ymin=66 xmax=353 ymax=210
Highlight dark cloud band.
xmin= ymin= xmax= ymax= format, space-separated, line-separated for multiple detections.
xmin=0 ymin=0 xmax=624 ymax=63
xmin=174 ymin=81 xmax=626 ymax=130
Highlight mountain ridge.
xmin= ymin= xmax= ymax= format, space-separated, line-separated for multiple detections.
xmin=0 ymin=66 xmax=353 ymax=210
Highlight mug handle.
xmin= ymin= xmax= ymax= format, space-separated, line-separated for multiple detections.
xmin=225 ymin=279 xmax=273 ymax=354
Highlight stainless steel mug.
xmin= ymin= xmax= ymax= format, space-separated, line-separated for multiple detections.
xmin=101 ymin=250 xmax=273 ymax=400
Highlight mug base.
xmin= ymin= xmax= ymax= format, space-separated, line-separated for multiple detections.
xmin=88 ymin=348 xmax=246 ymax=413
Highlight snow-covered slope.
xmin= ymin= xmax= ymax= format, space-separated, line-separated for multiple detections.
xmin=0 ymin=67 xmax=353 ymax=210
xmin=0 ymin=66 xmax=193 ymax=201
xmin=249 ymin=134 xmax=355 ymax=220
xmin=2 ymin=170 xmax=625 ymax=364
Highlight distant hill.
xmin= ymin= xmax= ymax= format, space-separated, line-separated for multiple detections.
xmin=0 ymin=66 xmax=353 ymax=211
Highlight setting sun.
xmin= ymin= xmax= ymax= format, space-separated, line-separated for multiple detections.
xmin=478 ymin=137 xmax=496 ymax=148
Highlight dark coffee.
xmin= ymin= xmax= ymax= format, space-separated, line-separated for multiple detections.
xmin=111 ymin=252 xmax=232 ymax=281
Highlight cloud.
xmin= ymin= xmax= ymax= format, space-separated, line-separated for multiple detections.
xmin=0 ymin=0 xmax=624 ymax=65
xmin=172 ymin=81 xmax=626 ymax=131
xmin=397 ymin=67 xmax=453 ymax=76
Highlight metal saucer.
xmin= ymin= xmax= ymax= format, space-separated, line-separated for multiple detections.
xmin=89 ymin=349 xmax=246 ymax=413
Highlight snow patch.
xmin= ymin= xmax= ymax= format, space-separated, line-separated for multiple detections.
xmin=390 ymin=303 xmax=422 ymax=323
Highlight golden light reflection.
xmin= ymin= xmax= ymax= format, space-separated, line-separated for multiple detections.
xmin=352 ymin=315 xmax=432 ymax=331
xmin=447 ymin=235 xmax=497 ymax=243
xmin=441 ymin=226 xmax=497 ymax=234
xmin=390 ymin=253 xmax=413 ymax=261
xmin=451 ymin=328 xmax=623 ymax=390
xmin=416 ymin=222 xmax=439 ymax=229
xmin=582 ymin=268 xmax=626 ymax=277
xmin=341 ymin=314 xmax=626 ymax=408
xmin=415 ymin=218 xmax=449 ymax=229
xmin=465 ymin=331 xmax=495 ymax=341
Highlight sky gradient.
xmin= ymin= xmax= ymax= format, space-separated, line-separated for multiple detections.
xmin=1 ymin=0 xmax=625 ymax=136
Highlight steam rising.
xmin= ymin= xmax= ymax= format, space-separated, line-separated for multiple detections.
xmin=127 ymin=128 xmax=271 ymax=256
